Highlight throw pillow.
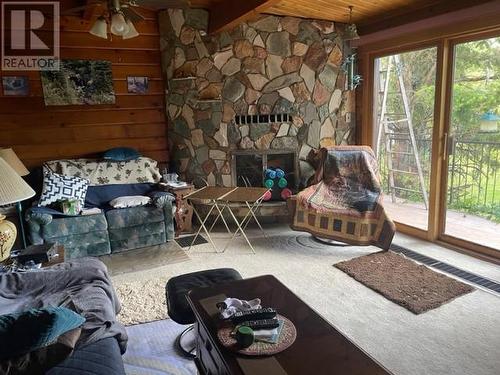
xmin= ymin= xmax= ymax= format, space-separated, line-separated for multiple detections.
xmin=38 ymin=173 xmax=89 ymax=210
xmin=0 ymin=307 xmax=85 ymax=360
xmin=103 ymin=147 xmax=141 ymax=161
xmin=109 ymin=195 xmax=151 ymax=208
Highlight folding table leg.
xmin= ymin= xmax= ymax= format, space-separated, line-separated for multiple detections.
xmin=189 ymin=202 xmax=219 ymax=253
xmin=208 ymin=202 xmax=231 ymax=235
xmin=241 ymin=199 xmax=267 ymax=238
xmin=223 ymin=205 xmax=256 ymax=254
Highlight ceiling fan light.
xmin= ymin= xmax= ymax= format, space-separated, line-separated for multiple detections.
xmin=89 ymin=16 xmax=108 ymax=39
xmin=111 ymin=12 xmax=129 ymax=36
xmin=344 ymin=23 xmax=360 ymax=41
xmin=122 ymin=19 xmax=139 ymax=39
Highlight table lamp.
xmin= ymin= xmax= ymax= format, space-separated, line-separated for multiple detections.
xmin=0 ymin=157 xmax=35 ymax=262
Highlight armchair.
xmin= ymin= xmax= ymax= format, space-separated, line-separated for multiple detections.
xmin=288 ymin=146 xmax=395 ymax=250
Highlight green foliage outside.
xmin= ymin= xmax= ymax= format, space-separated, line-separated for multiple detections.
xmin=377 ymin=37 xmax=500 ymax=222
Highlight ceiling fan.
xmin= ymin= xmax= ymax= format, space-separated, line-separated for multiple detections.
xmin=62 ymin=0 xmax=190 ymax=40
xmin=62 ymin=0 xmax=190 ymax=16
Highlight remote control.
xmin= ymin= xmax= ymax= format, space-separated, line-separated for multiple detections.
xmin=231 ymin=308 xmax=277 ymax=324
xmin=240 ymin=318 xmax=280 ymax=330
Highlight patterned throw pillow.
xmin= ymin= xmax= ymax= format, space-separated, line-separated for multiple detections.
xmin=38 ymin=173 xmax=89 ymax=209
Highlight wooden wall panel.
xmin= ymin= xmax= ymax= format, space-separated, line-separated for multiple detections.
xmin=0 ymin=11 xmax=168 ymax=168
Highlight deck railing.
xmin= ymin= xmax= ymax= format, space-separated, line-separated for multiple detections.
xmin=379 ymin=138 xmax=500 ymax=220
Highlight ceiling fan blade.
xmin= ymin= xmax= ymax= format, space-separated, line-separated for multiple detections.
xmin=61 ymin=0 xmax=104 ymax=16
xmin=61 ymin=6 xmax=88 ymax=15
xmin=133 ymin=0 xmax=190 ymax=10
xmin=122 ymin=7 xmax=145 ymax=22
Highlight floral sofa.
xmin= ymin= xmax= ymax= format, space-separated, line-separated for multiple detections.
xmin=25 ymin=157 xmax=175 ymax=259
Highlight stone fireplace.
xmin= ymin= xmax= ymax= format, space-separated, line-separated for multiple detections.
xmin=158 ymin=9 xmax=356 ymax=192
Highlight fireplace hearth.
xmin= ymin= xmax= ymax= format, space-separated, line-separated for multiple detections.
xmin=231 ymin=150 xmax=298 ymax=202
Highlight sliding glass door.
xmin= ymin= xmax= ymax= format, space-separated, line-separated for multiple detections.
xmin=444 ymin=36 xmax=500 ymax=252
xmin=373 ymin=47 xmax=438 ymax=231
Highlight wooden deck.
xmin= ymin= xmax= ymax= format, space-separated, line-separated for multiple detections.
xmin=383 ymin=197 xmax=500 ymax=251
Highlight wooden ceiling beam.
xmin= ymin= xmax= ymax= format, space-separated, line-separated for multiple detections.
xmin=358 ymin=0 xmax=494 ymax=35
xmin=208 ymin=0 xmax=282 ymax=34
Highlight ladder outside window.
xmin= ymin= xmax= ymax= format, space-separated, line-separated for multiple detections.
xmin=375 ymin=54 xmax=429 ymax=209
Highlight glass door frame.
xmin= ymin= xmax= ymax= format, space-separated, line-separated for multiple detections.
xmin=362 ymin=40 xmax=443 ymax=238
xmin=357 ymin=27 xmax=500 ymax=263
xmin=437 ymin=29 xmax=500 ymax=260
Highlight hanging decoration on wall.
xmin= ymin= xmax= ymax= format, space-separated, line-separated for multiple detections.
xmin=342 ymin=53 xmax=362 ymax=90
xmin=127 ymin=76 xmax=149 ymax=93
xmin=2 ymin=76 xmax=29 ymax=96
xmin=41 ymin=60 xmax=115 ymax=106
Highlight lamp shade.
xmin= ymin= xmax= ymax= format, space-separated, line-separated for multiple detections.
xmin=0 ymin=158 xmax=35 ymax=205
xmin=89 ymin=16 xmax=108 ymax=39
xmin=122 ymin=20 xmax=139 ymax=40
xmin=0 ymin=148 xmax=29 ymax=176
xmin=111 ymin=12 xmax=129 ymax=36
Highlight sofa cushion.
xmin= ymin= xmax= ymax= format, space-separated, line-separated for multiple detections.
xmin=53 ymin=231 xmax=111 ymax=259
xmin=39 ymin=173 xmax=89 ymax=210
xmin=105 ymin=206 xmax=164 ymax=229
xmin=44 ymin=157 xmax=161 ymax=185
xmin=109 ymin=196 xmax=151 ymax=209
xmin=110 ymin=231 xmax=166 ymax=253
xmin=108 ymin=222 xmax=165 ymax=242
xmin=42 ymin=214 xmax=108 ymax=238
xmin=85 ymin=183 xmax=157 ymax=208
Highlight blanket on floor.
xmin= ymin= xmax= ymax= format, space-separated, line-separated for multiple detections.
xmin=0 ymin=258 xmax=127 ymax=353
xmin=291 ymin=146 xmax=395 ymax=249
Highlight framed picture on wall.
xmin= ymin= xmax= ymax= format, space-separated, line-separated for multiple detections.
xmin=40 ymin=60 xmax=115 ymax=106
xmin=127 ymin=76 xmax=149 ymax=94
xmin=2 ymin=76 xmax=30 ymax=96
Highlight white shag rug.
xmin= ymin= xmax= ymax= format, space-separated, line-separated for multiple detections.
xmin=116 ymin=278 xmax=171 ymax=326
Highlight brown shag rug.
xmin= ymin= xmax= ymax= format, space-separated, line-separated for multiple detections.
xmin=335 ymin=251 xmax=474 ymax=314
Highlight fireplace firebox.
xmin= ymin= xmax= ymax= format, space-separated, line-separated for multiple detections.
xmin=231 ymin=150 xmax=298 ymax=201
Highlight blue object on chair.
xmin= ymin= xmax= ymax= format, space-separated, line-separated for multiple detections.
xmin=103 ymin=148 xmax=141 ymax=161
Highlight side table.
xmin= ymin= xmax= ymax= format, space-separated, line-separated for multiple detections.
xmin=41 ymin=244 xmax=65 ymax=268
xmin=159 ymin=183 xmax=195 ymax=237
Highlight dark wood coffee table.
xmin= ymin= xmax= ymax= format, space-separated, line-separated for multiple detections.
xmin=187 ymin=275 xmax=392 ymax=375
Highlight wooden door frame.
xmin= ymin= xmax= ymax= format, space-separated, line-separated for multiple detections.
xmin=437 ymin=29 xmax=500 ymax=262
xmin=356 ymin=20 xmax=500 ymax=262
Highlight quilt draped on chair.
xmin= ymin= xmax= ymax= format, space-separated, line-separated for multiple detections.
xmin=291 ymin=146 xmax=395 ymax=250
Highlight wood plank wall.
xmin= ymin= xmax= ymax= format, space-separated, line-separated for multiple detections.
xmin=0 ymin=8 xmax=168 ymax=167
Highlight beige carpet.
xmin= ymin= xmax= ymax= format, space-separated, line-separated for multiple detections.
xmin=335 ymin=251 xmax=474 ymax=314
xmin=101 ymin=242 xmax=189 ymax=276
xmin=111 ymin=226 xmax=500 ymax=375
